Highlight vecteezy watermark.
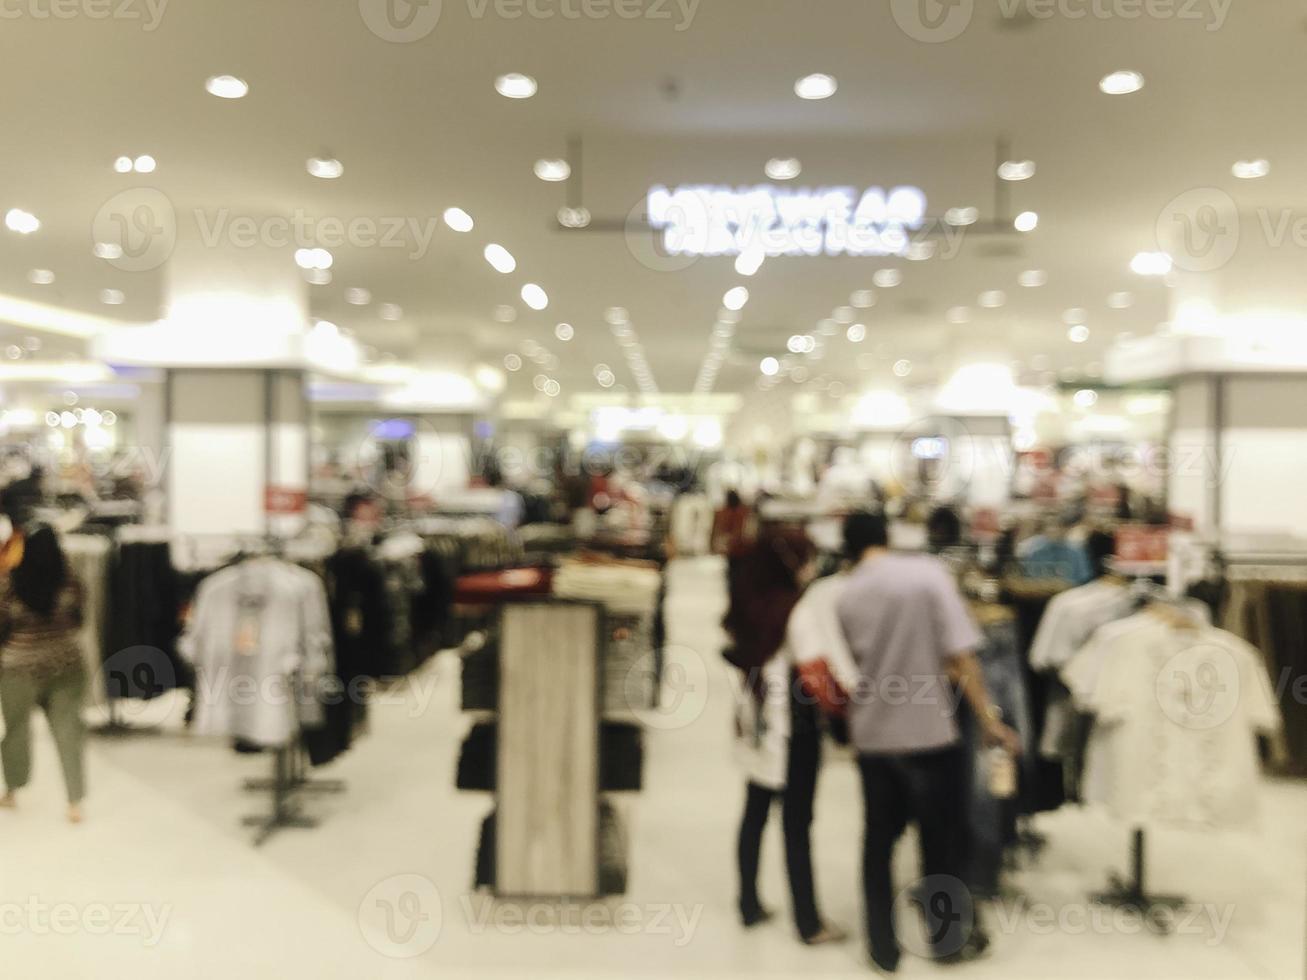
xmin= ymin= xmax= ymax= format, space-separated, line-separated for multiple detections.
xmin=1158 ymin=185 xmax=1307 ymax=274
xmin=0 ymin=899 xmax=172 ymax=947
xmin=190 ymin=667 xmax=442 ymax=721
xmin=461 ymin=896 xmax=704 ymax=945
xmin=892 ymin=876 xmax=978 ymax=959
xmin=624 ymin=643 xmax=710 ymax=731
xmin=0 ymin=0 xmax=169 ymax=30
xmin=92 ymin=188 xmax=441 ymax=273
xmin=358 ymin=874 xmax=443 ymax=959
xmin=1155 ymin=642 xmax=1242 ymax=731
xmin=359 ymin=0 xmax=698 ymax=42
xmin=990 ymin=897 xmax=1236 ymax=944
xmin=891 ymin=0 xmax=1232 ymax=43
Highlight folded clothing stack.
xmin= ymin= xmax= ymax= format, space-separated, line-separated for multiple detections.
xmin=474 ymin=802 xmax=629 ymax=896
xmin=456 ymin=720 xmax=643 ymax=792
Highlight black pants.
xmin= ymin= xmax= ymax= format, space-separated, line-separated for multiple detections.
xmin=737 ymin=697 xmax=823 ymax=940
xmin=857 ymin=745 xmax=976 ymax=968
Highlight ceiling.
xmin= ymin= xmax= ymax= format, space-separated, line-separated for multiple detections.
xmin=1 ymin=0 xmax=1303 ymax=403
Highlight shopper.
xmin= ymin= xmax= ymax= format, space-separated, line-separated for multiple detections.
xmin=725 ymin=526 xmax=845 ymax=947
xmin=712 ymin=490 xmax=754 ymax=599
xmin=0 ymin=526 xmax=88 ymax=823
xmin=837 ymin=511 xmax=1020 ymax=972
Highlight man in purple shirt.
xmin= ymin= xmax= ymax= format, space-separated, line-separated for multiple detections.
xmin=837 ymin=512 xmax=1020 ymax=973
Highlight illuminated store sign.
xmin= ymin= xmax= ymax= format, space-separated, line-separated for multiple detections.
xmin=647 ymin=184 xmax=927 ymax=257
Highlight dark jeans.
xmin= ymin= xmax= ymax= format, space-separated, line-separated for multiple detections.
xmin=858 ymin=745 xmax=977 ymax=968
xmin=737 ymin=697 xmax=823 ymax=940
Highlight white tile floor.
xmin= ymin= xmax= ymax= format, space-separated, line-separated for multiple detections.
xmin=1 ymin=556 xmax=1304 ymax=978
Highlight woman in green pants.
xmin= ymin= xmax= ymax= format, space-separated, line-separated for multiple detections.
xmin=0 ymin=526 xmax=87 ymax=823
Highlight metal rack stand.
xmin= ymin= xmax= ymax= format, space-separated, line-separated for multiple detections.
xmin=240 ymin=741 xmax=345 ymax=847
xmin=1092 ymin=828 xmax=1188 ymax=931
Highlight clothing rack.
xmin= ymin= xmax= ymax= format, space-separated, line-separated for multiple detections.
xmin=1092 ymin=828 xmax=1187 ymax=930
xmin=240 ymin=740 xmax=345 ymax=847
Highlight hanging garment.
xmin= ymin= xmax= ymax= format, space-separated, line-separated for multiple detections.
xmin=1019 ymin=537 xmax=1094 ymax=586
xmin=959 ymin=617 xmax=1032 ymax=896
xmin=180 ymin=557 xmax=334 ymax=749
xmin=1062 ymin=612 xmax=1282 ymax=828
xmin=1028 ymin=579 xmax=1135 ymax=768
xmin=105 ymin=540 xmax=185 ymax=700
xmin=62 ymin=533 xmax=111 ymax=707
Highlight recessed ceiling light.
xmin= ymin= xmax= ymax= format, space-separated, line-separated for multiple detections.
xmin=521 ymin=283 xmax=548 ymax=310
xmin=1018 ymin=269 xmax=1047 ymax=288
xmin=765 ymin=157 xmax=802 ymax=180
xmin=1130 ymin=251 xmax=1173 ymax=276
xmin=557 ymin=206 xmax=591 ymax=228
xmin=484 ymin=244 xmax=516 ymax=274
xmin=979 ymin=290 xmax=1007 ymax=309
xmin=786 ymin=335 xmax=805 ymax=353
xmin=1074 ymin=388 xmax=1100 ymax=408
xmin=345 ymin=288 xmax=371 ymax=305
xmin=93 ymin=242 xmax=122 ymax=259
xmin=944 ymin=206 xmax=979 ymax=227
xmin=379 ymin=303 xmax=403 ymax=321
xmin=873 ymin=268 xmax=902 ymax=288
xmin=28 ymin=269 xmax=54 ymax=285
xmin=100 ymin=288 xmax=125 ymax=305
xmin=1232 ymin=159 xmax=1270 ymax=180
xmin=1068 ymin=324 xmax=1091 ymax=344
xmin=443 ymin=207 xmax=474 ymax=233
xmin=113 ymin=156 xmax=134 ymax=174
xmin=534 ymin=159 xmax=571 ymax=182
xmin=1014 ymin=211 xmax=1039 ymax=232
xmin=723 ymin=286 xmax=750 ymax=311
xmin=794 ymin=73 xmax=837 ymax=100
xmin=893 ymin=359 xmax=913 ymax=378
xmin=1099 ymin=70 xmax=1144 ymax=96
xmin=760 ymin=357 xmax=780 ymax=376
xmin=293 ymin=247 xmax=332 ymax=270
xmin=851 ymin=289 xmax=876 ymax=309
xmin=947 ymin=306 xmax=971 ymax=324
xmin=833 ymin=306 xmax=857 ymax=324
xmin=307 ymin=157 xmax=344 ymax=179
xmin=998 ymin=160 xmax=1036 ymax=181
xmin=133 ymin=155 xmax=156 ymax=174
xmin=846 ymin=324 xmax=867 ymax=343
xmin=205 ymin=74 xmax=249 ymax=99
xmin=495 ymin=73 xmax=537 ymax=99
xmin=1107 ymin=291 xmax=1134 ymax=309
xmin=554 ymin=322 xmax=574 ymax=341
xmin=503 ymin=354 xmax=523 ymax=371
xmin=4 ymin=209 xmax=40 ymax=234
xmin=734 ymin=248 xmax=765 ymax=277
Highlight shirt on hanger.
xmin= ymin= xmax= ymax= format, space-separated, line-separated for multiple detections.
xmin=181 ymin=557 xmax=334 ymax=748
xmin=1062 ymin=612 xmax=1282 ymax=828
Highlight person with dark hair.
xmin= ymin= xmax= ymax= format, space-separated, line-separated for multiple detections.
xmin=712 ymin=489 xmax=754 ymax=598
xmin=0 ymin=526 xmax=88 ymax=822
xmin=837 ymin=511 xmax=1021 ymax=971
xmin=926 ymin=506 xmax=964 ymax=554
xmin=726 ymin=525 xmax=845 ymax=947
xmin=1084 ymin=529 xmax=1117 ymax=581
